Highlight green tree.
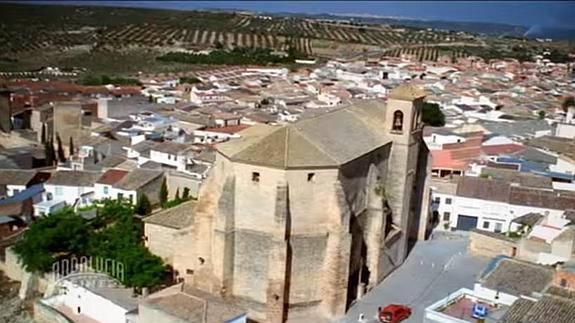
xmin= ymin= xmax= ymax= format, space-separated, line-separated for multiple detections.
xmin=56 ymin=133 xmax=66 ymax=162
xmin=538 ymin=110 xmax=546 ymax=120
xmin=182 ymin=187 xmax=190 ymax=200
xmin=69 ymin=136 xmax=75 ymax=157
xmin=135 ymin=194 xmax=152 ymax=216
xmin=174 ymin=188 xmax=180 ymax=202
xmin=422 ymin=102 xmax=446 ymax=127
xmin=13 ymin=208 xmax=89 ymax=273
xmin=13 ymin=200 xmax=167 ymax=288
xmin=562 ymin=96 xmax=575 ymax=112
xmin=44 ymin=140 xmax=54 ymax=166
xmin=159 ymin=178 xmax=168 ymax=208
xmin=41 ymin=123 xmax=46 ymax=144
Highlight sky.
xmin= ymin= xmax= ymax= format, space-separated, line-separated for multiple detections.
xmin=15 ymin=1 xmax=575 ymax=29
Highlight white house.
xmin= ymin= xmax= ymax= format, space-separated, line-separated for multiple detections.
xmin=193 ymin=125 xmax=246 ymax=145
xmin=424 ymin=130 xmax=466 ymax=150
xmin=148 ymin=141 xmax=194 ymax=169
xmin=112 ymin=169 xmax=164 ymax=206
xmin=42 ymin=171 xmax=101 ymax=207
xmin=40 ymin=279 xmax=138 ymax=323
xmin=94 ymin=169 xmax=129 ymax=201
xmin=0 ymin=170 xmax=39 ymax=198
xmin=433 ymin=176 xmax=575 ymax=233
xmin=424 ymin=258 xmax=554 ymax=323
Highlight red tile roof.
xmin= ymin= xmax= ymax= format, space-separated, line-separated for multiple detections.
xmin=431 ymin=150 xmax=471 ymax=170
xmin=482 ymin=144 xmax=525 ymax=156
xmin=204 ymin=124 xmax=250 ymax=134
xmin=97 ymin=169 xmax=129 ymax=185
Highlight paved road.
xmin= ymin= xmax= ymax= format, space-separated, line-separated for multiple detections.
xmin=338 ymin=232 xmax=490 ymax=323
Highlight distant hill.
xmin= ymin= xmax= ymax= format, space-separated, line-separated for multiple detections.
xmin=0 ymin=3 xmax=571 ymax=74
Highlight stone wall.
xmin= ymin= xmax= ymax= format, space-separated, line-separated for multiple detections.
xmin=166 ymin=172 xmax=202 ymax=199
xmin=33 ymin=300 xmax=72 ymax=323
xmin=144 ymin=223 xmax=177 ymax=265
xmin=53 ymin=102 xmax=83 ymax=143
xmin=518 ymin=237 xmax=551 ymax=263
xmin=140 ymin=174 xmax=165 ymax=206
xmin=0 ymin=247 xmax=24 ymax=282
xmin=469 ymin=230 xmax=518 ymax=258
xmin=233 ymin=230 xmax=270 ymax=304
xmin=288 ymin=234 xmax=327 ymax=303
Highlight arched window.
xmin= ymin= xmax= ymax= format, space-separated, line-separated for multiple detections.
xmin=392 ymin=110 xmax=404 ymax=132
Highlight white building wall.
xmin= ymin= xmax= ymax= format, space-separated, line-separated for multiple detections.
xmin=44 ymin=184 xmax=95 ymax=206
xmin=555 ymin=123 xmax=575 ymax=139
xmin=6 ymin=184 xmax=27 ymax=197
xmin=549 ymin=156 xmax=575 ymax=175
xmin=59 ymin=282 xmax=130 ymax=323
xmin=432 ymin=192 xmax=564 ymax=233
xmin=472 ymin=283 xmax=518 ymax=306
xmin=150 ymin=150 xmax=179 ymax=168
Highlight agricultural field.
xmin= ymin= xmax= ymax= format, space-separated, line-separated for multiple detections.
xmin=0 ymin=3 xmax=569 ymax=74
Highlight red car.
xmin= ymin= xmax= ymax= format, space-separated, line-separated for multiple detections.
xmin=378 ymin=304 xmax=412 ymax=323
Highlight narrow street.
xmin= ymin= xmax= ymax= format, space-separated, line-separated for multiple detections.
xmin=338 ymin=232 xmax=490 ymax=323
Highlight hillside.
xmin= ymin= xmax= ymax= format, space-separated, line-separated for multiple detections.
xmin=0 ymin=3 xmax=571 ymax=75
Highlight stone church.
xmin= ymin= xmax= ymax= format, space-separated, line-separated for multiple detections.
xmin=149 ymin=84 xmax=432 ymax=322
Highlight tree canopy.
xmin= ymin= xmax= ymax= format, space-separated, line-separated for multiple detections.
xmin=422 ymin=102 xmax=446 ymax=127
xmin=13 ymin=200 xmax=167 ymax=288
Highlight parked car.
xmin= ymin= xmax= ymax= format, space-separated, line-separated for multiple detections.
xmin=378 ymin=304 xmax=412 ymax=323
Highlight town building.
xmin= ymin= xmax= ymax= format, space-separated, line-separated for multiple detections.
xmin=146 ymin=84 xmax=432 ymax=321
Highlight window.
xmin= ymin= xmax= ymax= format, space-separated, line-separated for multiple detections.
xmin=12 ymin=189 xmax=20 ymax=195
xmin=307 ymin=173 xmax=315 ymax=182
xmin=443 ymin=212 xmax=451 ymax=221
xmin=560 ymin=278 xmax=568 ymax=287
xmin=495 ymin=223 xmax=503 ymax=233
xmin=483 ymin=221 xmax=490 ymax=229
xmin=118 ymin=193 xmax=124 ymax=200
xmin=392 ymin=110 xmax=404 ymax=132
xmin=55 ymin=187 xmax=63 ymax=196
xmin=103 ymin=186 xmax=109 ymax=195
xmin=186 ymin=269 xmax=194 ymax=275
xmin=129 ymin=194 xmax=134 ymax=203
xmin=445 ymin=198 xmax=452 ymax=205
xmin=434 ymin=197 xmax=441 ymax=203
xmin=251 ymin=172 xmax=260 ymax=182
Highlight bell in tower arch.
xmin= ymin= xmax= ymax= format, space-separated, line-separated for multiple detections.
xmin=392 ymin=110 xmax=404 ymax=132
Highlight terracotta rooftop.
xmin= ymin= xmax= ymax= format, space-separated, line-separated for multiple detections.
xmin=96 ymin=169 xmax=129 ymax=185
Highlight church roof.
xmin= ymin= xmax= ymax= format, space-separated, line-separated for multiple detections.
xmin=388 ymin=83 xmax=427 ymax=101
xmin=216 ymin=100 xmax=391 ymax=169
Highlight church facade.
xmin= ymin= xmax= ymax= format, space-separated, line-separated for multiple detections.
xmin=152 ymin=84 xmax=432 ymax=322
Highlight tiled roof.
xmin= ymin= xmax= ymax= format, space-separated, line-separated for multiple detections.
xmin=511 ymin=212 xmax=544 ymax=227
xmin=46 ymin=171 xmax=101 ymax=187
xmin=203 ymin=124 xmax=251 ymax=134
xmin=501 ymin=298 xmax=536 ymax=323
xmin=144 ymin=284 xmax=245 ymax=323
xmin=456 ymin=176 xmax=511 ymax=203
xmin=97 ymin=169 xmax=129 ymax=185
xmin=431 ymin=150 xmax=470 ymax=170
xmin=0 ymin=169 xmax=37 ymax=186
xmin=152 ymin=142 xmax=193 ymax=155
xmin=504 ymin=295 xmax=575 ymax=323
xmin=482 ymin=144 xmax=525 ymax=156
xmin=143 ymin=200 xmax=194 ymax=229
xmin=216 ymin=100 xmax=390 ymax=169
xmin=114 ymin=169 xmax=163 ymax=191
xmin=480 ymin=258 xmax=553 ymax=297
